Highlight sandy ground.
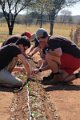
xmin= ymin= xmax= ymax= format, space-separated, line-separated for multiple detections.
xmin=0 ymin=43 xmax=14 ymax=120
xmin=48 ymin=80 xmax=80 ymax=120
xmin=0 ymin=89 xmax=14 ymax=120
xmin=33 ymin=53 xmax=80 ymax=120
xmin=0 ymin=47 xmax=80 ymax=120
xmin=41 ymin=71 xmax=80 ymax=120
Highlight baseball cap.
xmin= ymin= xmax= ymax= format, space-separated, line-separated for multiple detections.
xmin=21 ymin=31 xmax=32 ymax=39
xmin=36 ymin=28 xmax=48 ymax=40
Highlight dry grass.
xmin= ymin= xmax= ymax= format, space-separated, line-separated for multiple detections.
xmin=0 ymin=22 xmax=79 ymax=43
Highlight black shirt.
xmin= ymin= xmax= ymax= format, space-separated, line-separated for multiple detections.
xmin=1 ymin=36 xmax=20 ymax=47
xmin=47 ymin=36 xmax=80 ymax=58
xmin=0 ymin=44 xmax=21 ymax=70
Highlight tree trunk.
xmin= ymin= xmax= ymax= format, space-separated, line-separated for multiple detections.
xmin=7 ymin=19 xmax=14 ymax=35
xmin=49 ymin=11 xmax=56 ymax=35
xmin=40 ymin=10 xmax=43 ymax=28
xmin=8 ymin=25 xmax=14 ymax=35
xmin=3 ymin=11 xmax=15 ymax=35
xmin=50 ymin=21 xmax=54 ymax=35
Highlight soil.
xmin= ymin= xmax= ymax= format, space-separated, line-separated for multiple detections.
xmin=0 ymin=53 xmax=80 ymax=120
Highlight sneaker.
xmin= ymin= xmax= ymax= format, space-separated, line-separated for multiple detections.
xmin=75 ymin=71 xmax=80 ymax=78
xmin=41 ymin=78 xmax=60 ymax=85
xmin=42 ymin=72 xmax=62 ymax=85
xmin=43 ymin=72 xmax=54 ymax=81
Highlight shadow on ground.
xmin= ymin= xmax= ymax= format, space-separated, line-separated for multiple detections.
xmin=0 ymin=86 xmax=14 ymax=92
xmin=44 ymin=84 xmax=80 ymax=92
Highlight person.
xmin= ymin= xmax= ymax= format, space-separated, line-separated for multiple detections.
xmin=33 ymin=28 xmax=80 ymax=84
xmin=1 ymin=31 xmax=33 ymax=61
xmin=0 ymin=36 xmax=32 ymax=88
xmin=1 ymin=31 xmax=32 ymax=47
xmin=21 ymin=31 xmax=32 ymax=39
xmin=27 ymin=33 xmax=48 ymax=68
xmin=27 ymin=34 xmax=40 ymax=57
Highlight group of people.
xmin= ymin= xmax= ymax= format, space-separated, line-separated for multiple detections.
xmin=0 ymin=28 xmax=80 ymax=89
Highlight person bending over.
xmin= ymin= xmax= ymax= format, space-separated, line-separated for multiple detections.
xmin=1 ymin=31 xmax=32 ymax=47
xmin=33 ymin=28 xmax=80 ymax=84
xmin=0 ymin=37 xmax=32 ymax=88
xmin=1 ymin=31 xmax=33 ymax=60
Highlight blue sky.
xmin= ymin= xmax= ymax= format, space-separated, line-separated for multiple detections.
xmin=59 ymin=2 xmax=80 ymax=15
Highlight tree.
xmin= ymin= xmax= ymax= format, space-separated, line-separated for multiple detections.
xmin=74 ymin=27 xmax=80 ymax=45
xmin=45 ymin=0 xmax=80 ymax=35
xmin=60 ymin=10 xmax=72 ymax=24
xmin=0 ymin=0 xmax=31 ymax=35
xmin=31 ymin=0 xmax=80 ymax=35
xmin=29 ymin=0 xmax=47 ymax=28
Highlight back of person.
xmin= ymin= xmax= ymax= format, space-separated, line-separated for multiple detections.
xmin=1 ymin=31 xmax=32 ymax=47
xmin=48 ymin=36 xmax=80 ymax=58
xmin=33 ymin=28 xmax=80 ymax=83
xmin=0 ymin=36 xmax=31 ymax=88
xmin=1 ymin=35 xmax=20 ymax=47
xmin=0 ymin=44 xmax=21 ymax=71
xmin=47 ymin=36 xmax=80 ymax=74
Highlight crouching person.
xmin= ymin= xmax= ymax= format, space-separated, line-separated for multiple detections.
xmin=0 ymin=36 xmax=32 ymax=88
xmin=33 ymin=28 xmax=80 ymax=84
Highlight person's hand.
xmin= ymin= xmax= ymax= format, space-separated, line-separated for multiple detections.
xmin=26 ymin=54 xmax=32 ymax=59
xmin=31 ymin=68 xmax=39 ymax=74
xmin=13 ymin=66 xmax=24 ymax=73
xmin=29 ymin=54 xmax=33 ymax=57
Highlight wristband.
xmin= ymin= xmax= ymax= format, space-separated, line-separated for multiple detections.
xmin=39 ymin=68 xmax=42 ymax=72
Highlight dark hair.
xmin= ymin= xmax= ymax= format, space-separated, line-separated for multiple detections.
xmin=36 ymin=28 xmax=48 ymax=40
xmin=16 ymin=36 xmax=30 ymax=48
xmin=40 ymin=31 xmax=48 ymax=38
xmin=1 ymin=36 xmax=20 ymax=47
xmin=21 ymin=32 xmax=25 ymax=36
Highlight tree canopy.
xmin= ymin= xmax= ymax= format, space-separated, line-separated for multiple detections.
xmin=0 ymin=0 xmax=80 ymax=35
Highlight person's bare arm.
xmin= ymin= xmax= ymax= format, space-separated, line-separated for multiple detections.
xmin=29 ymin=47 xmax=40 ymax=57
xmin=13 ymin=66 xmax=24 ymax=72
xmin=27 ymin=45 xmax=35 ymax=55
xmin=17 ymin=54 xmax=32 ymax=78
xmin=48 ymin=48 xmax=62 ymax=57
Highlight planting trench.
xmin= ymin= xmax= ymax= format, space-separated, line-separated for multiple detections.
xmin=9 ymin=59 xmax=59 ymax=120
xmin=0 ymin=53 xmax=80 ymax=120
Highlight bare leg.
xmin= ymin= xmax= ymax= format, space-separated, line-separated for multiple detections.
xmin=0 ymin=69 xmax=22 ymax=88
xmin=64 ymin=72 xmax=80 ymax=83
xmin=45 ymin=53 xmax=80 ymax=83
xmin=53 ymin=70 xmax=80 ymax=83
xmin=36 ymin=59 xmax=43 ymax=68
xmin=46 ymin=55 xmax=59 ymax=73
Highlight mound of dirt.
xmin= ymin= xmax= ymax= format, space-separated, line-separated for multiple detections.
xmin=9 ymin=59 xmax=59 ymax=120
xmin=0 ymin=53 xmax=80 ymax=120
xmin=9 ymin=79 xmax=59 ymax=120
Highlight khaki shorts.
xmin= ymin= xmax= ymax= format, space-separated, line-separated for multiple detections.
xmin=0 ymin=57 xmax=22 ymax=87
xmin=0 ymin=69 xmax=22 ymax=86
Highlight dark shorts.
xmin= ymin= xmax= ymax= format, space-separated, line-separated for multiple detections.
xmin=60 ymin=54 xmax=80 ymax=74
